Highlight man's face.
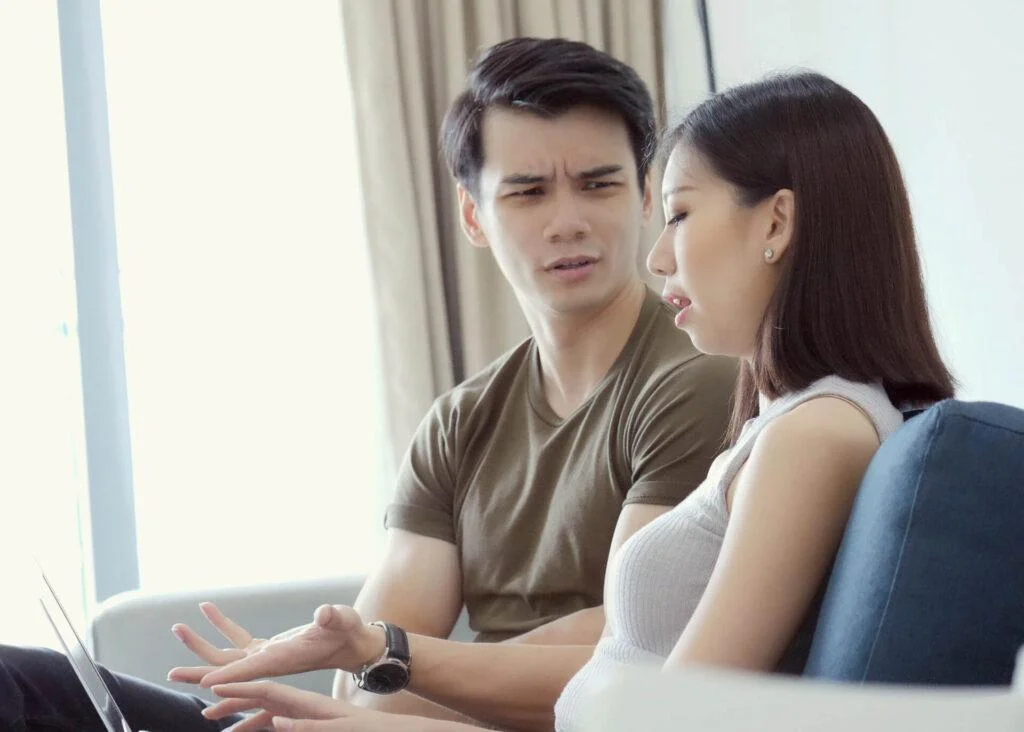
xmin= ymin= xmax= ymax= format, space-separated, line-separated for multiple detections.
xmin=460 ymin=105 xmax=651 ymax=318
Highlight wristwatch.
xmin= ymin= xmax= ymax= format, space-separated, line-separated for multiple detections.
xmin=353 ymin=621 xmax=411 ymax=694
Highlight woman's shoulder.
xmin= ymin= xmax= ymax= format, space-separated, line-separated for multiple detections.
xmin=765 ymin=376 xmax=903 ymax=442
xmin=762 ymin=395 xmax=882 ymax=456
xmin=726 ymin=395 xmax=882 ymax=513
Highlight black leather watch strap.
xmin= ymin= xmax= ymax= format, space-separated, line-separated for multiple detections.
xmin=376 ymin=622 xmax=410 ymax=664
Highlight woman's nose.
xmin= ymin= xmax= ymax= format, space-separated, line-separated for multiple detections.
xmin=647 ymin=230 xmax=675 ymax=277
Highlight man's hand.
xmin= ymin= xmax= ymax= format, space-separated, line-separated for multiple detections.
xmin=201 ymin=680 xmax=411 ymax=731
xmin=167 ymin=602 xmax=386 ymax=688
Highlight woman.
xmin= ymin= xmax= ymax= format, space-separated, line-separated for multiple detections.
xmin=184 ymin=70 xmax=955 ymax=731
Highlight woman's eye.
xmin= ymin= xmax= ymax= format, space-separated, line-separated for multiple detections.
xmin=666 ymin=211 xmax=688 ymax=226
xmin=511 ymin=187 xmax=543 ymax=197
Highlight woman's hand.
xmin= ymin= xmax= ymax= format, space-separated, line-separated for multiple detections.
xmin=167 ymin=602 xmax=385 ymax=688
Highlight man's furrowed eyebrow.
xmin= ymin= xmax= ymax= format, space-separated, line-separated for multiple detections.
xmin=499 ymin=165 xmax=624 ymax=186
xmin=576 ymin=164 xmax=625 ymax=179
xmin=500 ymin=173 xmax=550 ymax=186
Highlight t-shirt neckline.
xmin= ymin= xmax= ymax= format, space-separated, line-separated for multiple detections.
xmin=527 ymin=288 xmax=658 ymax=427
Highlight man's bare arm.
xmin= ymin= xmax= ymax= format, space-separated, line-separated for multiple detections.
xmin=371 ymin=505 xmax=674 ymax=730
xmin=190 ymin=506 xmax=674 ymax=730
xmin=334 ymin=528 xmax=473 ymax=722
xmin=501 ymin=606 xmax=605 ymax=646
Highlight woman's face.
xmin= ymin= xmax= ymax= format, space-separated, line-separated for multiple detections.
xmin=647 ymin=143 xmax=794 ymax=358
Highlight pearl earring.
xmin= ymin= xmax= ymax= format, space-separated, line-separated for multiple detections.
xmin=763 ymin=247 xmax=775 ymax=262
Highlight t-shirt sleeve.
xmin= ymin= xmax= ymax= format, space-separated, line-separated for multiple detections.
xmin=383 ymin=398 xmax=458 ymax=544
xmin=624 ymin=354 xmax=738 ymax=506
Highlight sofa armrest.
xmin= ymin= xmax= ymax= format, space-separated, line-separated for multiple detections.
xmin=576 ymin=662 xmax=1024 ymax=732
xmin=89 ymin=574 xmax=476 ymax=703
xmin=89 ymin=575 xmax=366 ymax=702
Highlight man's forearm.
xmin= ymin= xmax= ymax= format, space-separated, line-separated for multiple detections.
xmin=335 ymin=636 xmax=591 ymax=731
xmin=405 ymin=635 xmax=593 ymax=732
xmin=336 ymin=608 xmax=602 ymax=728
xmin=501 ymin=606 xmax=605 ymax=646
xmin=336 ymin=673 xmax=482 ymax=725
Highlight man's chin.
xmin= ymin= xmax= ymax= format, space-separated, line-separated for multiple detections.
xmin=533 ymin=287 xmax=611 ymax=317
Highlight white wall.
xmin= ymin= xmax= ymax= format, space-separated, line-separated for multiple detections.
xmin=693 ymin=0 xmax=1024 ymax=407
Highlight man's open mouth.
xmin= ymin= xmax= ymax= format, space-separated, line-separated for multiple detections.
xmin=550 ymin=257 xmax=596 ymax=270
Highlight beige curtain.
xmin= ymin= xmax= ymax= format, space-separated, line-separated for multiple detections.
xmin=340 ymin=0 xmax=669 ymax=465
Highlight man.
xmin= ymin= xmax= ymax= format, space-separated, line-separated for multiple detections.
xmin=171 ymin=36 xmax=736 ymax=730
xmin=0 ymin=37 xmax=734 ymax=732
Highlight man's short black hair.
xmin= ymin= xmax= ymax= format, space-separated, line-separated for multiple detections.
xmin=440 ymin=37 xmax=657 ymax=197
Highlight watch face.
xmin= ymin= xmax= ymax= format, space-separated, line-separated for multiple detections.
xmin=365 ymin=661 xmax=410 ymax=694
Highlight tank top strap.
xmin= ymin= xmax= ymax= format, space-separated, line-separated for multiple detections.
xmin=715 ymin=376 xmax=900 ymax=506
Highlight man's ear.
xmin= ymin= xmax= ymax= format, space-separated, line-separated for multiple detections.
xmin=764 ymin=188 xmax=796 ymax=260
xmin=458 ymin=185 xmax=489 ymax=249
xmin=641 ymin=170 xmax=654 ymax=223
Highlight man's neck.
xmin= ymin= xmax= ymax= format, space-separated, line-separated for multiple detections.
xmin=528 ymin=279 xmax=647 ymax=419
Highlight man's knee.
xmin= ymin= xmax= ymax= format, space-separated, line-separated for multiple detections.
xmin=0 ymin=644 xmax=76 ymax=684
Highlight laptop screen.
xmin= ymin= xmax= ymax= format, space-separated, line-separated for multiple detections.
xmin=37 ymin=566 xmax=134 ymax=732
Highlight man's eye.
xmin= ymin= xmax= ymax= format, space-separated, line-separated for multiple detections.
xmin=666 ymin=211 xmax=688 ymax=226
xmin=509 ymin=187 xmax=543 ymax=197
xmin=583 ymin=181 xmax=615 ymax=190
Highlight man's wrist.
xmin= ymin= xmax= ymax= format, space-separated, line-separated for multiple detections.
xmin=353 ymin=622 xmax=389 ymax=671
xmin=352 ymin=622 xmax=413 ymax=695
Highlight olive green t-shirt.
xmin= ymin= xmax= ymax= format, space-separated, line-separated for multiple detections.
xmin=385 ymin=288 xmax=737 ymax=641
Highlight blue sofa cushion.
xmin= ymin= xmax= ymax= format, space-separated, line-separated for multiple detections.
xmin=804 ymin=399 xmax=1024 ymax=684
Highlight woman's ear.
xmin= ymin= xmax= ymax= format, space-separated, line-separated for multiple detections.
xmin=458 ymin=185 xmax=489 ymax=249
xmin=764 ymin=188 xmax=795 ymax=261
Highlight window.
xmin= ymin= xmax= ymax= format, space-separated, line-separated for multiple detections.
xmin=99 ymin=1 xmax=387 ymax=591
xmin=0 ymin=2 xmax=90 ymax=648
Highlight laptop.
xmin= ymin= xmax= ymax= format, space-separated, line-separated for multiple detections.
xmin=36 ymin=564 xmax=139 ymax=732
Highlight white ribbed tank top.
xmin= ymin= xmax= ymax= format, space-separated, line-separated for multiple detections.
xmin=554 ymin=376 xmax=904 ymax=731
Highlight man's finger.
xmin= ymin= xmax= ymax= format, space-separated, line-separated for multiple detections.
xmin=211 ymin=681 xmax=346 ymax=719
xmin=201 ymin=602 xmax=255 ymax=648
xmin=167 ymin=664 xmax=220 ymax=684
xmin=272 ymin=718 xmax=355 ymax=731
xmin=200 ymin=651 xmax=287 ymax=688
xmin=201 ymin=694 xmax=262 ymax=719
xmin=224 ymin=709 xmax=274 ymax=732
xmin=172 ymin=623 xmax=246 ymax=665
xmin=313 ymin=604 xmax=359 ymax=633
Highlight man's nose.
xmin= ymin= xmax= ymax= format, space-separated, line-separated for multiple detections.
xmin=542 ymin=191 xmax=591 ymax=243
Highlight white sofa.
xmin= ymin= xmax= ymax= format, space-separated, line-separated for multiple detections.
xmin=578 ymin=656 xmax=1024 ymax=732
xmin=88 ymin=574 xmax=473 ymax=703
xmin=89 ymin=575 xmax=1024 ymax=728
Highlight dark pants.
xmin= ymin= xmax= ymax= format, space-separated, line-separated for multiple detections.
xmin=0 ymin=645 xmax=243 ymax=732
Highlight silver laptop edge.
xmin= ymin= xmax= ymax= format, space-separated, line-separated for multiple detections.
xmin=37 ymin=565 xmax=134 ymax=732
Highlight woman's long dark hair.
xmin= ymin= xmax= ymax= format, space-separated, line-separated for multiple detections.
xmin=662 ymin=72 xmax=955 ymax=443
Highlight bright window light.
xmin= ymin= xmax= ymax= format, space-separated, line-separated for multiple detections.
xmin=0 ymin=2 xmax=90 ymax=648
xmin=100 ymin=0 xmax=387 ymax=592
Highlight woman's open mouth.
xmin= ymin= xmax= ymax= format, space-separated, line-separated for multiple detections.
xmin=664 ymin=293 xmax=692 ymax=327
